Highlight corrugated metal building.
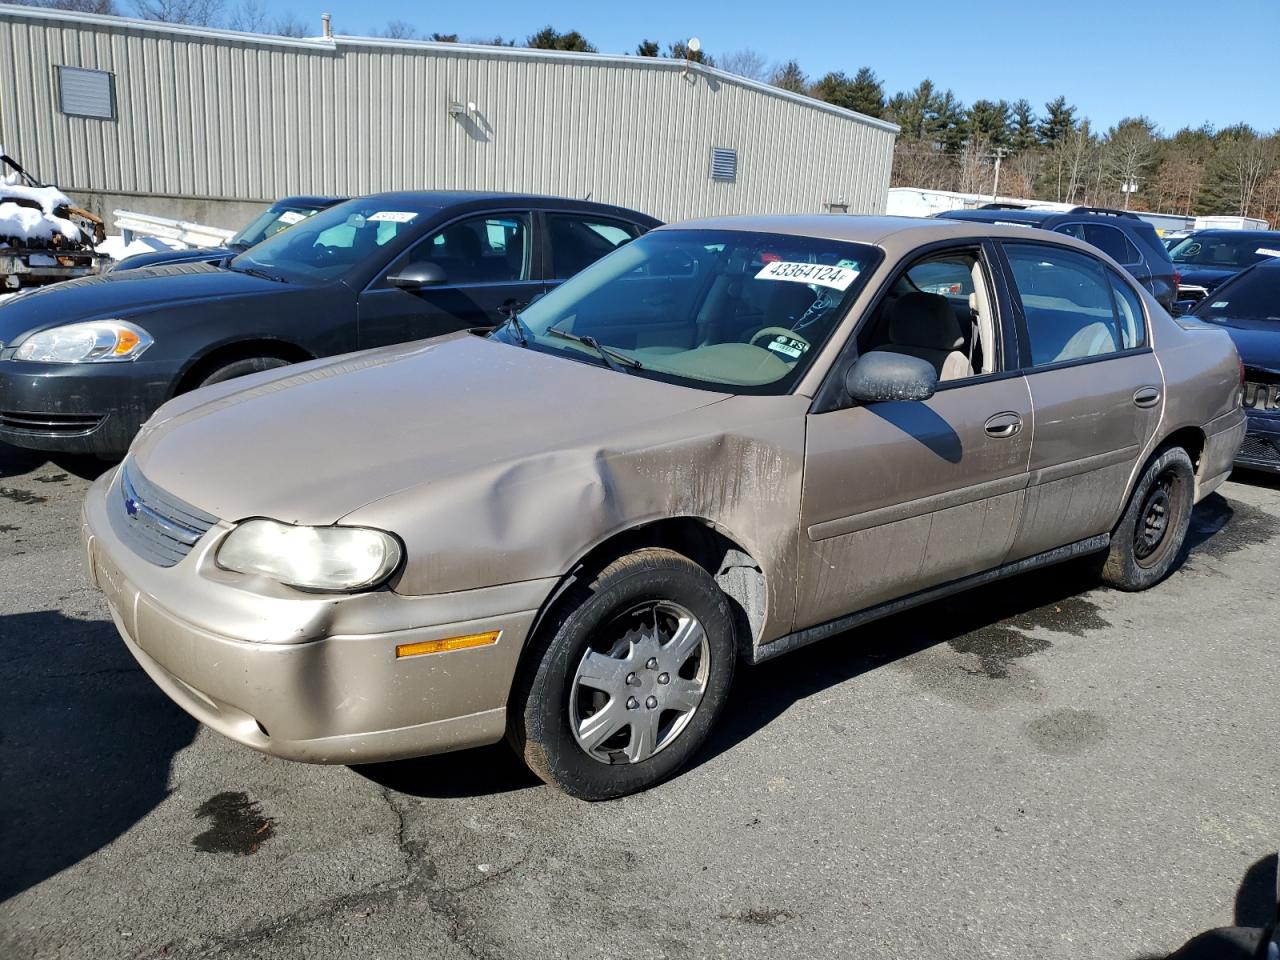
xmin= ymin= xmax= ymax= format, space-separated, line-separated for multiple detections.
xmin=0 ymin=4 xmax=897 ymax=229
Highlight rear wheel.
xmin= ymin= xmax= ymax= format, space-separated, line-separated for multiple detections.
xmin=509 ymin=548 xmax=736 ymax=801
xmin=197 ymin=356 xmax=290 ymax=388
xmin=1099 ymin=446 xmax=1195 ymax=591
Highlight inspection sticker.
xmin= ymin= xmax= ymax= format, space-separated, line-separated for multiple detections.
xmin=1211 ymin=301 xmax=1229 ymax=308
xmin=767 ymin=335 xmax=808 ymax=359
xmin=278 ymin=210 xmax=306 ymax=225
xmin=368 ymin=211 xmax=419 ymax=223
xmin=1256 ymin=247 xmax=1280 ymax=258
xmin=755 ymin=260 xmax=859 ymax=291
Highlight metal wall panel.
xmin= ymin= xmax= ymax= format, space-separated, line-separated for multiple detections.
xmin=0 ymin=6 xmax=897 ymax=221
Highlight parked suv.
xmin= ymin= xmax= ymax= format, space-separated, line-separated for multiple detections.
xmin=935 ymin=206 xmax=1178 ymax=311
xmin=1168 ymin=229 xmax=1280 ymax=303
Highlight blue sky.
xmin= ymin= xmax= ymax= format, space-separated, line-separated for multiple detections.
xmin=280 ymin=0 xmax=1277 ymax=134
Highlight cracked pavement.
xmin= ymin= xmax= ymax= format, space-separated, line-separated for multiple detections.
xmin=1 ymin=444 xmax=1278 ymax=959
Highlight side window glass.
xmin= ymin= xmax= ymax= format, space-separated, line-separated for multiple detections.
xmin=1003 ymin=243 xmax=1121 ymax=367
xmin=1109 ymin=271 xmax=1148 ymax=349
xmin=1082 ymin=223 xmax=1141 ymax=265
xmin=548 ymin=214 xmax=641 ymax=280
xmin=1054 ymin=223 xmax=1087 ymax=241
xmin=396 ymin=213 xmax=530 ymax=286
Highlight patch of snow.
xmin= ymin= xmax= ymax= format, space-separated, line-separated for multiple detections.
xmin=0 ymin=201 xmax=81 ymax=243
xmin=95 ymin=233 xmax=190 ymax=260
xmin=0 ymin=175 xmax=73 ymax=215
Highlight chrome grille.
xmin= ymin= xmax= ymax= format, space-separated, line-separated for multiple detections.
xmin=109 ymin=460 xmax=218 ymax=567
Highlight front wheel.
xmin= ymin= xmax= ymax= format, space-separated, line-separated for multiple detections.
xmin=1099 ymin=446 xmax=1195 ymax=591
xmin=508 ymin=548 xmax=736 ymax=801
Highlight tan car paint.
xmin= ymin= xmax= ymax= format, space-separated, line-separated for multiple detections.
xmin=83 ymin=215 xmax=1247 ymax=766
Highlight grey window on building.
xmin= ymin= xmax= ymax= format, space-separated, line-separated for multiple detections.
xmin=57 ymin=66 xmax=115 ymax=120
xmin=710 ymin=147 xmax=737 ymax=182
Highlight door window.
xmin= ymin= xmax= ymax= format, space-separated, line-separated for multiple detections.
xmin=1004 ymin=243 xmax=1123 ymax=367
xmin=392 ymin=213 xmax=530 ymax=286
xmin=548 ymin=214 xmax=642 ymax=279
xmin=1109 ymin=271 xmax=1148 ymax=349
xmin=1055 ymin=223 xmax=1142 ymax=265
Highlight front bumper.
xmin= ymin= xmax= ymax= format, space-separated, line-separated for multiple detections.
xmin=1236 ymin=412 xmax=1280 ymax=474
xmin=82 ymin=467 xmax=555 ymax=763
xmin=0 ymin=358 xmax=179 ymax=456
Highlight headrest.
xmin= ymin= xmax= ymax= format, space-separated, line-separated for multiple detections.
xmin=889 ymin=292 xmax=963 ymax=351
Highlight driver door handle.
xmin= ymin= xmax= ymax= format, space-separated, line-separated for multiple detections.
xmin=984 ymin=411 xmax=1023 ymax=439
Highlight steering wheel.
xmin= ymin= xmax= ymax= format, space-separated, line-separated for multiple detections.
xmin=749 ymin=327 xmax=811 ymax=352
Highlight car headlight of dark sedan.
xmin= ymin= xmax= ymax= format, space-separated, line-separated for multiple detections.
xmin=216 ymin=519 xmax=403 ymax=592
xmin=11 ymin=319 xmax=154 ymax=363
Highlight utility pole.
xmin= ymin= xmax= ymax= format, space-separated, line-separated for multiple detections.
xmin=1121 ymin=178 xmax=1139 ymax=211
xmin=990 ymin=147 xmax=1008 ymax=203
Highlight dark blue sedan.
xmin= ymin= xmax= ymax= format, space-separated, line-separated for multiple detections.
xmin=1190 ymin=259 xmax=1280 ymax=472
xmin=1170 ymin=229 xmax=1280 ymax=303
xmin=0 ymin=191 xmax=659 ymax=457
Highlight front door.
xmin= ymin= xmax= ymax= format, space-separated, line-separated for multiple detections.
xmin=996 ymin=240 xmax=1164 ymax=562
xmin=357 ymin=211 xmax=541 ymax=348
xmin=795 ymin=244 xmax=1033 ymax=630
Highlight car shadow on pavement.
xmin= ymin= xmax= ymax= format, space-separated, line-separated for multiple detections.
xmin=0 ymin=610 xmax=197 ymax=900
xmin=351 ymin=743 xmax=540 ymax=798
xmin=0 ymin=444 xmax=113 ymax=481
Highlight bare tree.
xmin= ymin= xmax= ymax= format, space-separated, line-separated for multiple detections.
xmin=132 ymin=0 xmax=222 ymax=25
xmin=1100 ymin=117 xmax=1156 ymax=208
xmin=955 ymin=137 xmax=992 ymax=195
xmin=1218 ymin=129 xmax=1278 ymax=217
xmin=273 ymin=12 xmax=306 ymax=37
xmin=377 ymin=19 xmax=417 ymax=39
xmin=226 ymin=0 xmax=265 ymax=31
xmin=718 ymin=48 xmax=769 ymax=82
xmin=15 ymin=0 xmax=120 ymax=12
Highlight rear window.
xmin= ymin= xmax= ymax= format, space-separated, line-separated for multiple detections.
xmin=1193 ymin=266 xmax=1280 ymax=323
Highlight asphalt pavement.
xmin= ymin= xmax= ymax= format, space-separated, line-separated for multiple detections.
xmin=1 ymin=443 xmax=1277 ymax=959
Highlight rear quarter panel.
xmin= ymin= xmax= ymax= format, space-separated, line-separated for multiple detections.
xmin=1150 ymin=306 xmax=1244 ymax=497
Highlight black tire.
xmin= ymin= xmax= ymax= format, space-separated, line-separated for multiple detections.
xmin=508 ymin=548 xmax=736 ymax=801
xmin=197 ymin=356 xmax=290 ymax=388
xmin=1099 ymin=445 xmax=1196 ymax=591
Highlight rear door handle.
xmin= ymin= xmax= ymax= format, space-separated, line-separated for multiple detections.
xmin=1133 ymin=386 xmax=1161 ymax=408
xmin=984 ymin=411 xmax=1023 ymax=438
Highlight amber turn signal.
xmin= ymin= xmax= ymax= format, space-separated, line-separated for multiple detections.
xmin=395 ymin=631 xmax=500 ymax=658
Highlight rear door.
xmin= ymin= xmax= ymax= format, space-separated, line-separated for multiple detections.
xmin=996 ymin=240 xmax=1163 ymax=561
xmin=357 ymin=210 xmax=538 ymax=348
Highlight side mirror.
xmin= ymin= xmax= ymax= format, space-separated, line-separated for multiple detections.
xmin=387 ymin=261 xmax=447 ymax=290
xmin=1171 ymin=299 xmax=1197 ymax=317
xmin=845 ymin=351 xmax=938 ymax=403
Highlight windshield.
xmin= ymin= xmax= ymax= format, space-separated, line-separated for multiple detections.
xmin=231 ymin=203 xmax=329 ymax=248
xmin=1193 ymin=267 xmax=1280 ymax=323
xmin=1170 ymin=234 xmax=1280 ymax=269
xmin=230 ymin=199 xmax=425 ymax=283
xmin=490 ymin=229 xmax=878 ymax=394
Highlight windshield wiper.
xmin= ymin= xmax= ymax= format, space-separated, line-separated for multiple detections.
xmin=498 ymin=301 xmax=531 ymax=346
xmin=234 ymin=264 xmax=287 ymax=283
xmin=546 ymin=325 xmax=643 ymax=373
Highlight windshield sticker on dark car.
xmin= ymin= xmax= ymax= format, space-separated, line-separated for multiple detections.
xmin=1256 ymin=247 xmax=1280 ymax=258
xmin=755 ymin=260 xmax=858 ymax=291
xmin=368 ymin=211 xmax=419 ymax=224
xmin=278 ymin=210 xmax=306 ymax=225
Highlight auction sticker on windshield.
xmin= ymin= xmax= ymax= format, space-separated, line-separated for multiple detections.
xmin=278 ymin=210 xmax=307 ymax=225
xmin=368 ymin=211 xmax=419 ymax=224
xmin=1256 ymin=247 xmax=1280 ymax=258
xmin=755 ymin=261 xmax=859 ymax=291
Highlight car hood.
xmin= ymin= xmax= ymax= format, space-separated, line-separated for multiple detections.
xmin=1174 ymin=265 xmax=1238 ymax=290
xmin=1208 ymin=317 xmax=1280 ymax=374
xmin=110 ymin=246 xmax=236 ymax=272
xmin=0 ymin=261 xmax=288 ymax=345
xmin=130 ymin=333 xmax=733 ymax=525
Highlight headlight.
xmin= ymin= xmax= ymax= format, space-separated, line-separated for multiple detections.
xmin=12 ymin=320 xmax=153 ymax=363
xmin=216 ymin=519 xmax=402 ymax=592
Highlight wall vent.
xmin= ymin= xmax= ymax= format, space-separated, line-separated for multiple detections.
xmin=57 ymin=66 xmax=115 ymax=120
xmin=710 ymin=147 xmax=737 ymax=182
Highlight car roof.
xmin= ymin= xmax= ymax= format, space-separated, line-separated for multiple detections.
xmin=273 ymin=195 xmax=348 ymax=209
xmin=342 ymin=190 xmax=661 ymax=224
xmin=939 ymin=208 xmax=1060 ymax=225
xmin=657 ymin=213 xmax=1092 ymax=247
xmin=1183 ymin=229 xmax=1280 ymax=241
